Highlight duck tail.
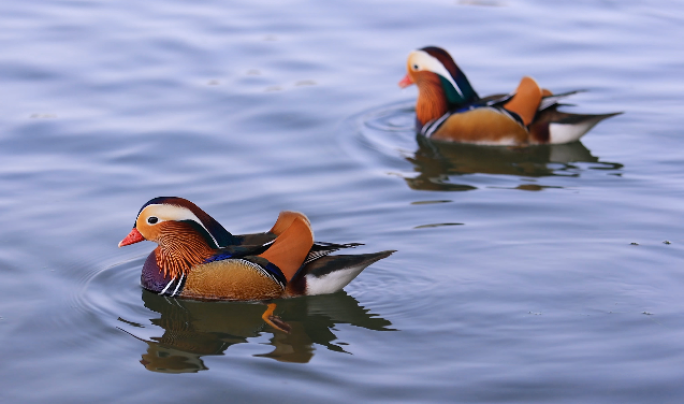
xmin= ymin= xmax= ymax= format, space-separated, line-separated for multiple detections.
xmin=286 ymin=250 xmax=396 ymax=297
xmin=259 ymin=212 xmax=314 ymax=282
xmin=504 ymin=76 xmax=543 ymax=126
xmin=529 ymin=110 xmax=622 ymax=144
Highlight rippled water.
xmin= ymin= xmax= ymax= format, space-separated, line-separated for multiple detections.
xmin=2 ymin=0 xmax=684 ymax=402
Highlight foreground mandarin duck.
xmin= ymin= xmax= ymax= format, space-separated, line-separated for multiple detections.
xmin=399 ymin=46 xmax=620 ymax=145
xmin=118 ymin=197 xmax=394 ymax=302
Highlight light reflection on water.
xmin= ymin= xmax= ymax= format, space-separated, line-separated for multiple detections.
xmin=406 ymin=137 xmax=624 ymax=191
xmin=122 ymin=290 xmax=393 ymax=372
xmin=81 ymin=249 xmax=395 ymax=373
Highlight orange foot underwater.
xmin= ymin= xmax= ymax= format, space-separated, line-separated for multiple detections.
xmin=399 ymin=46 xmax=621 ymax=145
xmin=119 ymin=197 xmax=394 ymax=301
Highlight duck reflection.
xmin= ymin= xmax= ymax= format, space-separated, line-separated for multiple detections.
xmin=405 ymin=136 xmax=623 ymax=191
xmin=119 ymin=289 xmax=393 ymax=373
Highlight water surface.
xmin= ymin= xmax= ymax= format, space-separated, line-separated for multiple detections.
xmin=1 ymin=0 xmax=683 ymax=402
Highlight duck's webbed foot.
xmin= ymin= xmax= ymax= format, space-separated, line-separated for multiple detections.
xmin=261 ymin=303 xmax=291 ymax=334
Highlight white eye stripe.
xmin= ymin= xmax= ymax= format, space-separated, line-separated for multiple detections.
xmin=410 ymin=50 xmax=463 ymax=98
xmin=140 ymin=204 xmax=219 ymax=248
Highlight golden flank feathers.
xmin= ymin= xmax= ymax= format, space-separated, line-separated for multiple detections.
xmin=182 ymin=260 xmax=284 ymax=301
xmin=260 ymin=214 xmax=314 ymax=282
xmin=431 ymin=108 xmax=528 ymax=144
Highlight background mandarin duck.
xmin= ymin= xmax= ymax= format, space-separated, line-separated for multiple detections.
xmin=119 ymin=197 xmax=394 ymax=302
xmin=399 ymin=46 xmax=621 ymax=145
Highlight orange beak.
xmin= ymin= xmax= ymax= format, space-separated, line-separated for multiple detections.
xmin=398 ymin=73 xmax=414 ymax=88
xmin=118 ymin=228 xmax=145 ymax=247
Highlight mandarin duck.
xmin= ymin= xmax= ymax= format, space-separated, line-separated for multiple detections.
xmin=399 ymin=46 xmax=620 ymax=145
xmin=118 ymin=197 xmax=394 ymax=302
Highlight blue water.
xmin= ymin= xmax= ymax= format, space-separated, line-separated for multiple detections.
xmin=1 ymin=0 xmax=684 ymax=402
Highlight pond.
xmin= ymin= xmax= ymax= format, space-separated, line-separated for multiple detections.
xmin=1 ymin=0 xmax=683 ymax=402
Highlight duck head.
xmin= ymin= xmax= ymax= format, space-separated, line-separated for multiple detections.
xmin=119 ymin=197 xmax=236 ymax=278
xmin=399 ymin=46 xmax=479 ymax=126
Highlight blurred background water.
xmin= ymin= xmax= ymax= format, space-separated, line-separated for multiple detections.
xmin=1 ymin=0 xmax=683 ymax=402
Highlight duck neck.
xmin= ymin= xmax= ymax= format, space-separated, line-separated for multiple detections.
xmin=155 ymin=227 xmax=217 ymax=280
xmin=416 ymin=74 xmax=450 ymax=127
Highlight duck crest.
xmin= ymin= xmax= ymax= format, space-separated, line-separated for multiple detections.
xmin=140 ymin=197 xmax=236 ymax=247
xmin=421 ymin=46 xmax=479 ymax=106
xmin=155 ymin=221 xmax=217 ymax=279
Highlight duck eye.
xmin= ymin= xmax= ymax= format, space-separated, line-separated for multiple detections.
xmin=413 ymin=64 xmax=419 ymax=70
xmin=147 ymin=216 xmax=159 ymax=225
